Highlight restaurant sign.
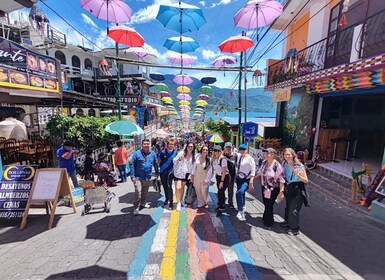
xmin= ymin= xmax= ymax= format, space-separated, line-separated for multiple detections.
xmin=99 ymin=95 xmax=140 ymax=105
xmin=0 ymin=37 xmax=60 ymax=93
xmin=0 ymin=165 xmax=36 ymax=219
xmin=142 ymin=95 xmax=161 ymax=106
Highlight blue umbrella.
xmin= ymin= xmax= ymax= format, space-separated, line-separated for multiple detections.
xmin=149 ymin=73 xmax=165 ymax=81
xmin=156 ymin=2 xmax=206 ymax=34
xmin=163 ymin=36 xmax=200 ymax=53
xmin=201 ymin=77 xmax=217 ymax=84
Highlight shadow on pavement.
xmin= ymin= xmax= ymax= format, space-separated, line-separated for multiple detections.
xmin=46 ymin=264 xmax=126 ymax=279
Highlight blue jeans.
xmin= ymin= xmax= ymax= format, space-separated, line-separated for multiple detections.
xmin=236 ymin=178 xmax=249 ymax=212
xmin=117 ymin=165 xmax=127 ymax=182
xmin=69 ymin=170 xmax=80 ymax=188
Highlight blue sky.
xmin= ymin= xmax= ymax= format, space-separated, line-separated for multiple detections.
xmin=10 ymin=0 xmax=283 ymax=89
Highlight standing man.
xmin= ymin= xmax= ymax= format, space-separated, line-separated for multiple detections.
xmin=158 ymin=138 xmax=177 ymax=209
xmin=223 ymin=142 xmax=238 ymax=209
xmin=130 ymin=139 xmax=159 ymax=216
xmin=56 ymin=141 xmax=80 ymax=188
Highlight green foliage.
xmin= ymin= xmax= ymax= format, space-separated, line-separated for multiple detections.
xmin=204 ymin=119 xmax=231 ymax=141
xmin=46 ymin=115 xmax=118 ymax=148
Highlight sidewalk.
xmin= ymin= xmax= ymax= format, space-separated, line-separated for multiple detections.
xmin=0 ymin=180 xmax=384 ymax=279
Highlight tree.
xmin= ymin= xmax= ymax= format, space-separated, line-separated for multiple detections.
xmin=204 ymin=119 xmax=231 ymax=141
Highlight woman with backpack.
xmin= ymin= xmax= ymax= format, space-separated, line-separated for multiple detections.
xmin=235 ymin=144 xmax=256 ymax=221
xmin=257 ymin=147 xmax=285 ymax=230
xmin=191 ymin=145 xmax=211 ymax=208
xmin=282 ymin=148 xmax=308 ymax=236
xmin=173 ymin=142 xmax=196 ymax=212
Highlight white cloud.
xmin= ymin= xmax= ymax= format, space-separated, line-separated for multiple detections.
xmin=81 ymin=13 xmax=98 ymax=28
xmin=201 ymin=49 xmax=220 ymax=60
xmin=199 ymin=1 xmax=206 ymax=7
xmin=8 ymin=9 xmax=29 ymax=25
xmin=131 ymin=0 xmax=176 ymax=25
xmin=210 ymin=0 xmax=233 ymax=9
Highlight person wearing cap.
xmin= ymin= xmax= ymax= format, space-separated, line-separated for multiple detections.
xmin=235 ymin=144 xmax=256 ymax=221
xmin=56 ymin=141 xmax=80 ymax=188
xmin=258 ymin=147 xmax=285 ymax=230
xmin=208 ymin=145 xmax=230 ymax=217
xmin=223 ymin=142 xmax=238 ymax=209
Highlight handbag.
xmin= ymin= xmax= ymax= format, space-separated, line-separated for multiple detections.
xmin=153 ymin=178 xmax=162 ymax=193
xmin=184 ymin=182 xmax=197 ymax=205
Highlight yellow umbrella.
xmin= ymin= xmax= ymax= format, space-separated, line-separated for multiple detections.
xmin=196 ymin=100 xmax=208 ymax=106
xmin=179 ymin=100 xmax=191 ymax=105
xmin=177 ymin=86 xmax=191 ymax=93
xmin=162 ymin=97 xmax=173 ymax=102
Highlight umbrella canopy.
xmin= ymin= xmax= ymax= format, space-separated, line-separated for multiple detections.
xmin=104 ymin=120 xmax=144 ymax=136
xmin=166 ymin=105 xmax=175 ymax=109
xmin=207 ymin=134 xmax=225 ymax=143
xmin=212 ymin=55 xmax=237 ymax=66
xmin=199 ymin=86 xmax=213 ymax=94
xmin=196 ymin=100 xmax=208 ymax=106
xmin=173 ymin=74 xmax=193 ymax=85
xmin=124 ymin=47 xmax=149 ymax=59
xmin=153 ymin=128 xmax=173 ymax=138
xmin=179 ymin=105 xmax=191 ymax=110
xmin=218 ymin=35 xmax=254 ymax=54
xmin=163 ymin=36 xmax=200 ymax=53
xmin=177 ymin=86 xmax=191 ymax=93
xmin=108 ymin=26 xmax=145 ymax=47
xmin=159 ymin=91 xmax=171 ymax=97
xmin=177 ymin=94 xmax=192 ymax=101
xmin=234 ymin=0 xmax=283 ymax=29
xmin=164 ymin=102 xmax=174 ymax=106
xmin=197 ymin=94 xmax=210 ymax=100
xmin=168 ymin=53 xmax=196 ymax=65
xmin=156 ymin=2 xmax=206 ymax=33
xmin=80 ymin=0 xmax=132 ymax=23
xmin=161 ymin=97 xmax=173 ymax=103
xmin=149 ymin=73 xmax=165 ymax=81
xmin=154 ymin=83 xmax=169 ymax=91
xmin=200 ymin=77 xmax=216 ymax=84
xmin=179 ymin=100 xmax=191 ymax=105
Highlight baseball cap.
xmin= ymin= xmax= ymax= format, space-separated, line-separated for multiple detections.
xmin=239 ymin=144 xmax=247 ymax=150
xmin=213 ymin=145 xmax=222 ymax=151
xmin=262 ymin=147 xmax=276 ymax=154
xmin=224 ymin=142 xmax=232 ymax=147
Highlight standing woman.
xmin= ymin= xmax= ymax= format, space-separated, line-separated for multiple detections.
xmin=282 ymin=148 xmax=308 ymax=236
xmin=173 ymin=142 xmax=196 ymax=211
xmin=191 ymin=145 xmax=211 ymax=208
xmin=258 ymin=148 xmax=285 ymax=230
xmin=210 ymin=145 xmax=230 ymax=217
xmin=235 ymin=144 xmax=256 ymax=221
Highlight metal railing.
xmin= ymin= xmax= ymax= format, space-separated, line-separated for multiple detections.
xmin=267 ymin=8 xmax=385 ymax=86
xmin=46 ymin=24 xmax=66 ymax=46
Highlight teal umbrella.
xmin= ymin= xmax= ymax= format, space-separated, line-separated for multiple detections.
xmin=105 ymin=120 xmax=144 ymax=136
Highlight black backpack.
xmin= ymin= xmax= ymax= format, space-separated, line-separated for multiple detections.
xmin=221 ymin=153 xmax=238 ymax=177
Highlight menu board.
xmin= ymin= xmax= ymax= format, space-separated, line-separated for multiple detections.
xmin=0 ymin=165 xmax=36 ymax=219
xmin=0 ymin=37 xmax=59 ymax=93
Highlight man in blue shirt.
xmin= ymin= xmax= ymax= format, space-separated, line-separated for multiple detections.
xmin=56 ymin=141 xmax=80 ymax=188
xmin=158 ymin=138 xmax=177 ymax=209
xmin=130 ymin=139 xmax=159 ymax=215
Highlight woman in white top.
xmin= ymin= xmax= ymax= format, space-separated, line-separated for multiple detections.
xmin=235 ymin=144 xmax=256 ymax=221
xmin=210 ymin=145 xmax=230 ymax=217
xmin=191 ymin=145 xmax=210 ymax=208
xmin=173 ymin=142 xmax=196 ymax=211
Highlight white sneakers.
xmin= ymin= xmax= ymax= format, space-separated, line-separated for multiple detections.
xmin=133 ymin=208 xmax=139 ymax=216
xmin=176 ymin=202 xmax=182 ymax=212
xmin=236 ymin=211 xmax=246 ymax=221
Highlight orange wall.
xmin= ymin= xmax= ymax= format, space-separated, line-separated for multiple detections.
xmin=329 ymin=0 xmax=340 ymax=7
xmin=286 ymin=11 xmax=310 ymax=52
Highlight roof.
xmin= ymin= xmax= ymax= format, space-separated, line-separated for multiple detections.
xmin=220 ymin=116 xmax=276 ymax=126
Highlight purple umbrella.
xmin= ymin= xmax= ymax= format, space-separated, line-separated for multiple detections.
xmin=80 ymin=0 xmax=132 ymax=23
xmin=212 ymin=55 xmax=237 ymax=67
xmin=124 ymin=47 xmax=149 ymax=60
xmin=179 ymin=105 xmax=191 ymax=110
xmin=173 ymin=74 xmax=193 ymax=85
xmin=177 ymin=94 xmax=192 ymax=101
xmin=168 ymin=53 xmax=196 ymax=65
xmin=234 ymin=0 xmax=283 ymax=30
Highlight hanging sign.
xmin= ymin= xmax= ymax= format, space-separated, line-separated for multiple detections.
xmin=273 ymin=87 xmax=291 ymax=102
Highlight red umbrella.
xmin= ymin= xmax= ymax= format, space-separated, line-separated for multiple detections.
xmin=218 ymin=35 xmax=254 ymax=54
xmin=108 ymin=26 xmax=145 ymax=47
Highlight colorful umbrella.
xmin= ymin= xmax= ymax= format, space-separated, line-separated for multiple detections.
xmin=207 ymin=134 xmax=225 ymax=143
xmin=149 ymin=73 xmax=165 ymax=81
xmin=156 ymin=2 xmax=206 ymax=33
xmin=164 ymin=102 xmax=174 ymax=106
xmin=179 ymin=100 xmax=190 ymax=105
xmin=160 ymin=91 xmax=171 ymax=97
xmin=234 ymin=0 xmax=283 ymax=30
xmin=163 ymin=36 xmax=200 ymax=53
xmin=196 ymin=100 xmax=208 ymax=106
xmin=212 ymin=55 xmax=237 ymax=66
xmin=107 ymin=26 xmax=145 ymax=47
xmin=218 ymin=35 xmax=254 ymax=54
xmin=161 ymin=97 xmax=173 ymax=102
xmin=197 ymin=94 xmax=210 ymax=100
xmin=179 ymin=105 xmax=191 ymax=110
xmin=200 ymin=77 xmax=217 ymax=84
xmin=168 ymin=53 xmax=196 ymax=65
xmin=153 ymin=128 xmax=173 ymax=138
xmin=80 ymin=0 xmax=132 ymax=23
xmin=124 ymin=47 xmax=149 ymax=60
xmin=154 ymin=82 xmax=169 ymax=91
xmin=199 ymin=86 xmax=213 ymax=94
xmin=177 ymin=86 xmax=191 ymax=93
xmin=173 ymin=74 xmax=193 ymax=85
xmin=177 ymin=94 xmax=192 ymax=101
xmin=105 ymin=120 xmax=144 ymax=136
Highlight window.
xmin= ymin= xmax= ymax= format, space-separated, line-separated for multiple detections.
xmin=54 ymin=50 xmax=66 ymax=65
xmin=84 ymin=58 xmax=92 ymax=70
xmin=88 ymin=109 xmax=96 ymax=117
xmin=71 ymin=55 xmax=81 ymax=73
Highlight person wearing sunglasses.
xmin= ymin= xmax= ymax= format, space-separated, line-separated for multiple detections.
xmin=235 ymin=144 xmax=256 ymax=221
xmin=191 ymin=145 xmax=211 ymax=208
xmin=173 ymin=142 xmax=196 ymax=211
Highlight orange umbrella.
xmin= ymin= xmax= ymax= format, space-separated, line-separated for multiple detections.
xmin=218 ymin=34 xmax=254 ymax=54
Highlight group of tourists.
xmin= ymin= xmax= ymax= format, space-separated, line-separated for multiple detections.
xmin=127 ymin=137 xmax=309 ymax=236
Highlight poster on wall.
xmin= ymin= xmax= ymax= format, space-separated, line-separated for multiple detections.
xmin=0 ymin=38 xmax=60 ymax=93
xmin=273 ymin=87 xmax=291 ymax=102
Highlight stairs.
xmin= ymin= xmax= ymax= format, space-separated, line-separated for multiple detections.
xmin=307 ymin=165 xmax=370 ymax=214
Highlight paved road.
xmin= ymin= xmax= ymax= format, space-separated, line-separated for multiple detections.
xmin=0 ymin=179 xmax=384 ymax=280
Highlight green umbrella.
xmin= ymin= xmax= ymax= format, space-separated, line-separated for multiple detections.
xmin=154 ymin=83 xmax=169 ymax=91
xmin=105 ymin=120 xmax=144 ymax=136
xmin=200 ymin=86 xmax=213 ymax=94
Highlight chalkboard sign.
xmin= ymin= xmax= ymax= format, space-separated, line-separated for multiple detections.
xmin=31 ymin=170 xmax=62 ymax=200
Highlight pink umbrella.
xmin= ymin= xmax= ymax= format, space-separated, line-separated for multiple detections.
xmin=159 ymin=91 xmax=171 ymax=97
xmin=179 ymin=105 xmax=191 ymax=110
xmin=168 ymin=53 xmax=196 ymax=65
xmin=197 ymin=94 xmax=210 ymax=100
xmin=234 ymin=0 xmax=283 ymax=30
xmin=177 ymin=94 xmax=192 ymax=101
xmin=212 ymin=55 xmax=237 ymax=67
xmin=124 ymin=47 xmax=149 ymax=59
xmin=173 ymin=74 xmax=193 ymax=85
xmin=108 ymin=26 xmax=145 ymax=47
xmin=80 ymin=0 xmax=132 ymax=23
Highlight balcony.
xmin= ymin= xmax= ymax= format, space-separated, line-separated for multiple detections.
xmin=267 ymin=8 xmax=385 ymax=87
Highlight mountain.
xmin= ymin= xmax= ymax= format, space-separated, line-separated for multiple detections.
xmin=160 ymin=74 xmax=276 ymax=113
